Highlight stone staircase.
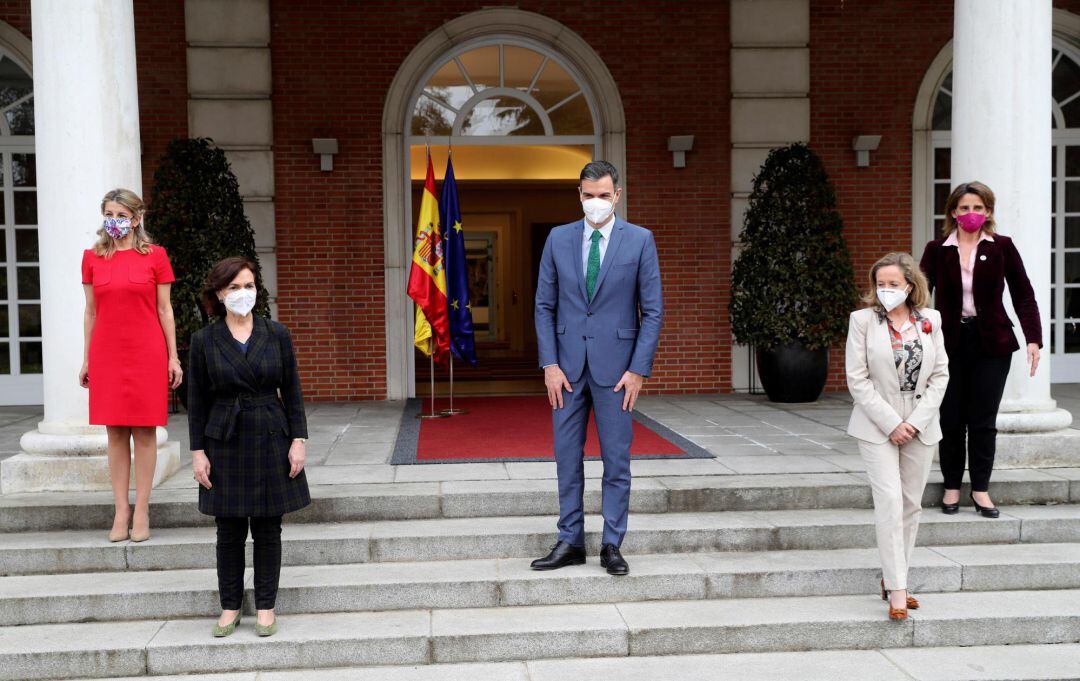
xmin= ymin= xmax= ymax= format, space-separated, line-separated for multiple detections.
xmin=2 ymin=470 xmax=1080 ymax=680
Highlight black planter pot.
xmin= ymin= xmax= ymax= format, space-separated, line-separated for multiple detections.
xmin=755 ymin=341 xmax=829 ymax=403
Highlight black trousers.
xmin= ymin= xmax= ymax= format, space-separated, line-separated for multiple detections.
xmin=939 ymin=322 xmax=1012 ymax=492
xmin=215 ymin=515 xmax=282 ymax=610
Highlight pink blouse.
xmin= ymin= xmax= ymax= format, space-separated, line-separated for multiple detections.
xmin=943 ymin=230 xmax=995 ymax=317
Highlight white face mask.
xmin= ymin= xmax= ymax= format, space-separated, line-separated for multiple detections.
xmin=582 ymin=197 xmax=615 ymax=225
xmin=876 ymin=287 xmax=909 ymax=312
xmin=223 ymin=288 xmax=257 ymax=316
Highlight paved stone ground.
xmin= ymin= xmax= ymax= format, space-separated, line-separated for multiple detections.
xmin=0 ymin=388 xmax=1076 ymax=482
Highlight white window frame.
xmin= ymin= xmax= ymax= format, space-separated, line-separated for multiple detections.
xmin=0 ymin=41 xmax=37 ymax=405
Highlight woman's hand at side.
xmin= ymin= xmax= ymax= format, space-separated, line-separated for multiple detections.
xmin=288 ymin=440 xmax=306 ymax=478
xmin=168 ymin=357 xmax=183 ymax=389
xmin=192 ymin=450 xmax=212 ymax=489
xmin=79 ymin=362 xmax=89 ymax=388
xmin=1028 ymin=343 xmax=1041 ymax=377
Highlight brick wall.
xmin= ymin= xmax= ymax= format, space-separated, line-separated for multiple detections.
xmin=809 ymin=0 xmax=955 ymax=391
xmin=133 ymin=0 xmax=188 ymax=196
xmin=270 ymin=1 xmax=731 ymax=400
xmin=11 ymin=0 xmax=1079 ymax=401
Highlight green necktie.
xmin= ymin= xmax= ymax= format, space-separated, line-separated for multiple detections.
xmin=586 ymin=229 xmax=602 ymax=300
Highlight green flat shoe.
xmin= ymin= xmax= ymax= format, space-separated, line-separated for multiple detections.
xmin=212 ymin=613 xmax=241 ymax=638
xmin=255 ymin=619 xmax=277 ymax=637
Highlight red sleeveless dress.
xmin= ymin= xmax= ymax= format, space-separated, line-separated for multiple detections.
xmin=81 ymin=246 xmax=175 ymax=426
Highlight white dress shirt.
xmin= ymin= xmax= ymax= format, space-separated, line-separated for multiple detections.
xmin=582 ymin=214 xmax=616 ymax=273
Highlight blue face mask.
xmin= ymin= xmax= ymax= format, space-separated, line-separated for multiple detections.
xmin=103 ymin=217 xmax=132 ymax=239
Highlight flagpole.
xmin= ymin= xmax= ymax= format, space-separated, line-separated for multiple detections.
xmin=416 ymin=346 xmax=448 ymax=420
xmin=441 ymin=354 xmax=468 ymax=416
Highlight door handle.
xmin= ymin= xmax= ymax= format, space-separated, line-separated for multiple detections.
xmin=512 ymin=291 xmax=519 ymax=304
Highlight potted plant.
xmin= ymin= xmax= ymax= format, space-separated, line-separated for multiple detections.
xmin=147 ymin=137 xmax=270 ymax=407
xmin=730 ymin=143 xmax=857 ymax=402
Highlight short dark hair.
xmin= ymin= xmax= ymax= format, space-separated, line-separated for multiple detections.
xmin=200 ymin=256 xmax=261 ymax=318
xmin=579 ymin=160 xmax=620 ymax=187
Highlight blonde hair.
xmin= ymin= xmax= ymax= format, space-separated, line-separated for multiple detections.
xmin=942 ymin=181 xmax=997 ymax=237
xmin=861 ymin=252 xmax=931 ymax=315
xmin=93 ymin=188 xmax=154 ymax=257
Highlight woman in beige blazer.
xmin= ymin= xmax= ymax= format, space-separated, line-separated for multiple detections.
xmin=846 ymin=252 xmax=949 ymax=621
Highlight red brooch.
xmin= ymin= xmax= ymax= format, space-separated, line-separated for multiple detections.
xmin=921 ymin=318 xmax=933 ymax=334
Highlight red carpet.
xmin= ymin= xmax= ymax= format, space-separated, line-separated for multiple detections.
xmin=414 ymin=396 xmax=687 ymax=461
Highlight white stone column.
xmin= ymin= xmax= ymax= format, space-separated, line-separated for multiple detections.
xmin=0 ymin=0 xmax=179 ymax=493
xmin=951 ymin=0 xmax=1079 ymax=466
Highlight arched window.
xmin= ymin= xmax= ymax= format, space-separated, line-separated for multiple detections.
xmin=411 ymin=41 xmax=596 ymax=139
xmin=924 ymin=42 xmax=1080 ymax=380
xmin=0 ymin=51 xmax=37 ymax=403
xmin=407 ymin=40 xmax=600 ymax=182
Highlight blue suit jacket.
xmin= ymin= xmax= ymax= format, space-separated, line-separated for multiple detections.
xmin=534 ymin=217 xmax=663 ymax=386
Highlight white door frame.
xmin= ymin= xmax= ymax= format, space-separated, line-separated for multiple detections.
xmin=380 ymin=8 xmax=626 ymax=399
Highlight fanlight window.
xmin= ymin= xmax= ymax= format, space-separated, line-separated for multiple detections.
xmin=411 ymin=43 xmax=594 ymax=137
xmin=933 ymin=48 xmax=1080 ymax=131
xmin=0 ymin=56 xmax=32 ymax=136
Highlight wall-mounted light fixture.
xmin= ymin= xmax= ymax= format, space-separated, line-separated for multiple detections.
xmin=312 ymin=138 xmax=339 ymax=171
xmin=852 ymin=135 xmax=882 ymax=167
xmin=667 ymin=135 xmax=695 ymax=168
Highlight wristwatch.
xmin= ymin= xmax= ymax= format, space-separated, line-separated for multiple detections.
xmin=293 ymin=437 xmax=307 ymax=443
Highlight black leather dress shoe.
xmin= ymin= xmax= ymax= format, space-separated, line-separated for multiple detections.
xmin=530 ymin=541 xmax=586 ymax=570
xmin=600 ymin=544 xmax=629 ymax=575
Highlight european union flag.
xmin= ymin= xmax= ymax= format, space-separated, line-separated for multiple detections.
xmin=439 ymin=155 xmax=478 ymax=366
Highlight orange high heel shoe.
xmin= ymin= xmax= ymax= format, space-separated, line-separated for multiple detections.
xmin=889 ymin=605 xmax=909 ymax=621
xmin=881 ymin=579 xmax=920 ymax=609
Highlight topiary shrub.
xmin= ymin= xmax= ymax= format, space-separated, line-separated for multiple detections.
xmin=147 ymin=137 xmax=270 ymax=405
xmin=730 ymin=143 xmax=857 ymax=352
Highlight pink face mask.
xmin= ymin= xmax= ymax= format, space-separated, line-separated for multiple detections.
xmin=956 ymin=212 xmax=987 ymax=233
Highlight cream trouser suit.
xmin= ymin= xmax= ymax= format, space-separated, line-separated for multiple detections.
xmin=845 ymin=307 xmax=949 ymax=591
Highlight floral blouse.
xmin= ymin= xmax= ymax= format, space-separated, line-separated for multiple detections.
xmin=886 ymin=310 xmax=924 ymax=392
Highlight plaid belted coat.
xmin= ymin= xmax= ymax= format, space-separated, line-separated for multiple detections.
xmin=187 ymin=316 xmax=310 ymax=517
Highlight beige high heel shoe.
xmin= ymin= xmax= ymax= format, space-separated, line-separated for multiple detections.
xmin=108 ymin=511 xmax=130 ymax=542
xmin=130 ymin=511 xmax=150 ymax=543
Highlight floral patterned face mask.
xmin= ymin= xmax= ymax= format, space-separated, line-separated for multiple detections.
xmin=103 ymin=217 xmax=132 ymax=240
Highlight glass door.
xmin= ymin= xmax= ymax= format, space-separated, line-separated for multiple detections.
xmin=0 ymin=146 xmax=41 ymax=405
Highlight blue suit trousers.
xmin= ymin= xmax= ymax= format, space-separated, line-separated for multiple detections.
xmin=553 ymin=362 xmax=632 ymax=548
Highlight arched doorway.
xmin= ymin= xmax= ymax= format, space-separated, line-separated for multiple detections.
xmin=381 ymin=9 xmax=625 ymax=399
xmin=0 ymin=25 xmax=37 ymax=405
xmin=913 ymin=11 xmax=1080 ymax=383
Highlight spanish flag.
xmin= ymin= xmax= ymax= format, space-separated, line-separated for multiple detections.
xmin=408 ymin=152 xmax=450 ymax=362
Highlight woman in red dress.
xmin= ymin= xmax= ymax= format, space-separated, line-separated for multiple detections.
xmin=80 ymin=188 xmax=182 ymax=542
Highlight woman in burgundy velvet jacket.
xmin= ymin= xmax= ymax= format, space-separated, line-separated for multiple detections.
xmin=919 ymin=181 xmax=1042 ymax=519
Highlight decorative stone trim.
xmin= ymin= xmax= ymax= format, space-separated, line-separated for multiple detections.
xmin=184 ymin=0 xmax=277 ymax=314
xmin=729 ymin=0 xmax=811 ymax=391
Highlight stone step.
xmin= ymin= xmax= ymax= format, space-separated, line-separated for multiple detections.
xmin=51 ymin=643 xmax=1080 ymax=681
xmin=2 ymin=504 xmax=1078 ymax=577
xmin=1 ymin=468 xmax=1074 ymax=532
xmin=5 ymin=590 xmax=1080 ymax=679
xmin=4 ymin=542 xmax=1080 ymax=626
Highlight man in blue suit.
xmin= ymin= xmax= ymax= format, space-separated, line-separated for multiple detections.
xmin=531 ymin=161 xmax=663 ymax=576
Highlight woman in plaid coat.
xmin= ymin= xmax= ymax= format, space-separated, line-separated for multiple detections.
xmin=187 ymin=257 xmax=310 ymax=638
